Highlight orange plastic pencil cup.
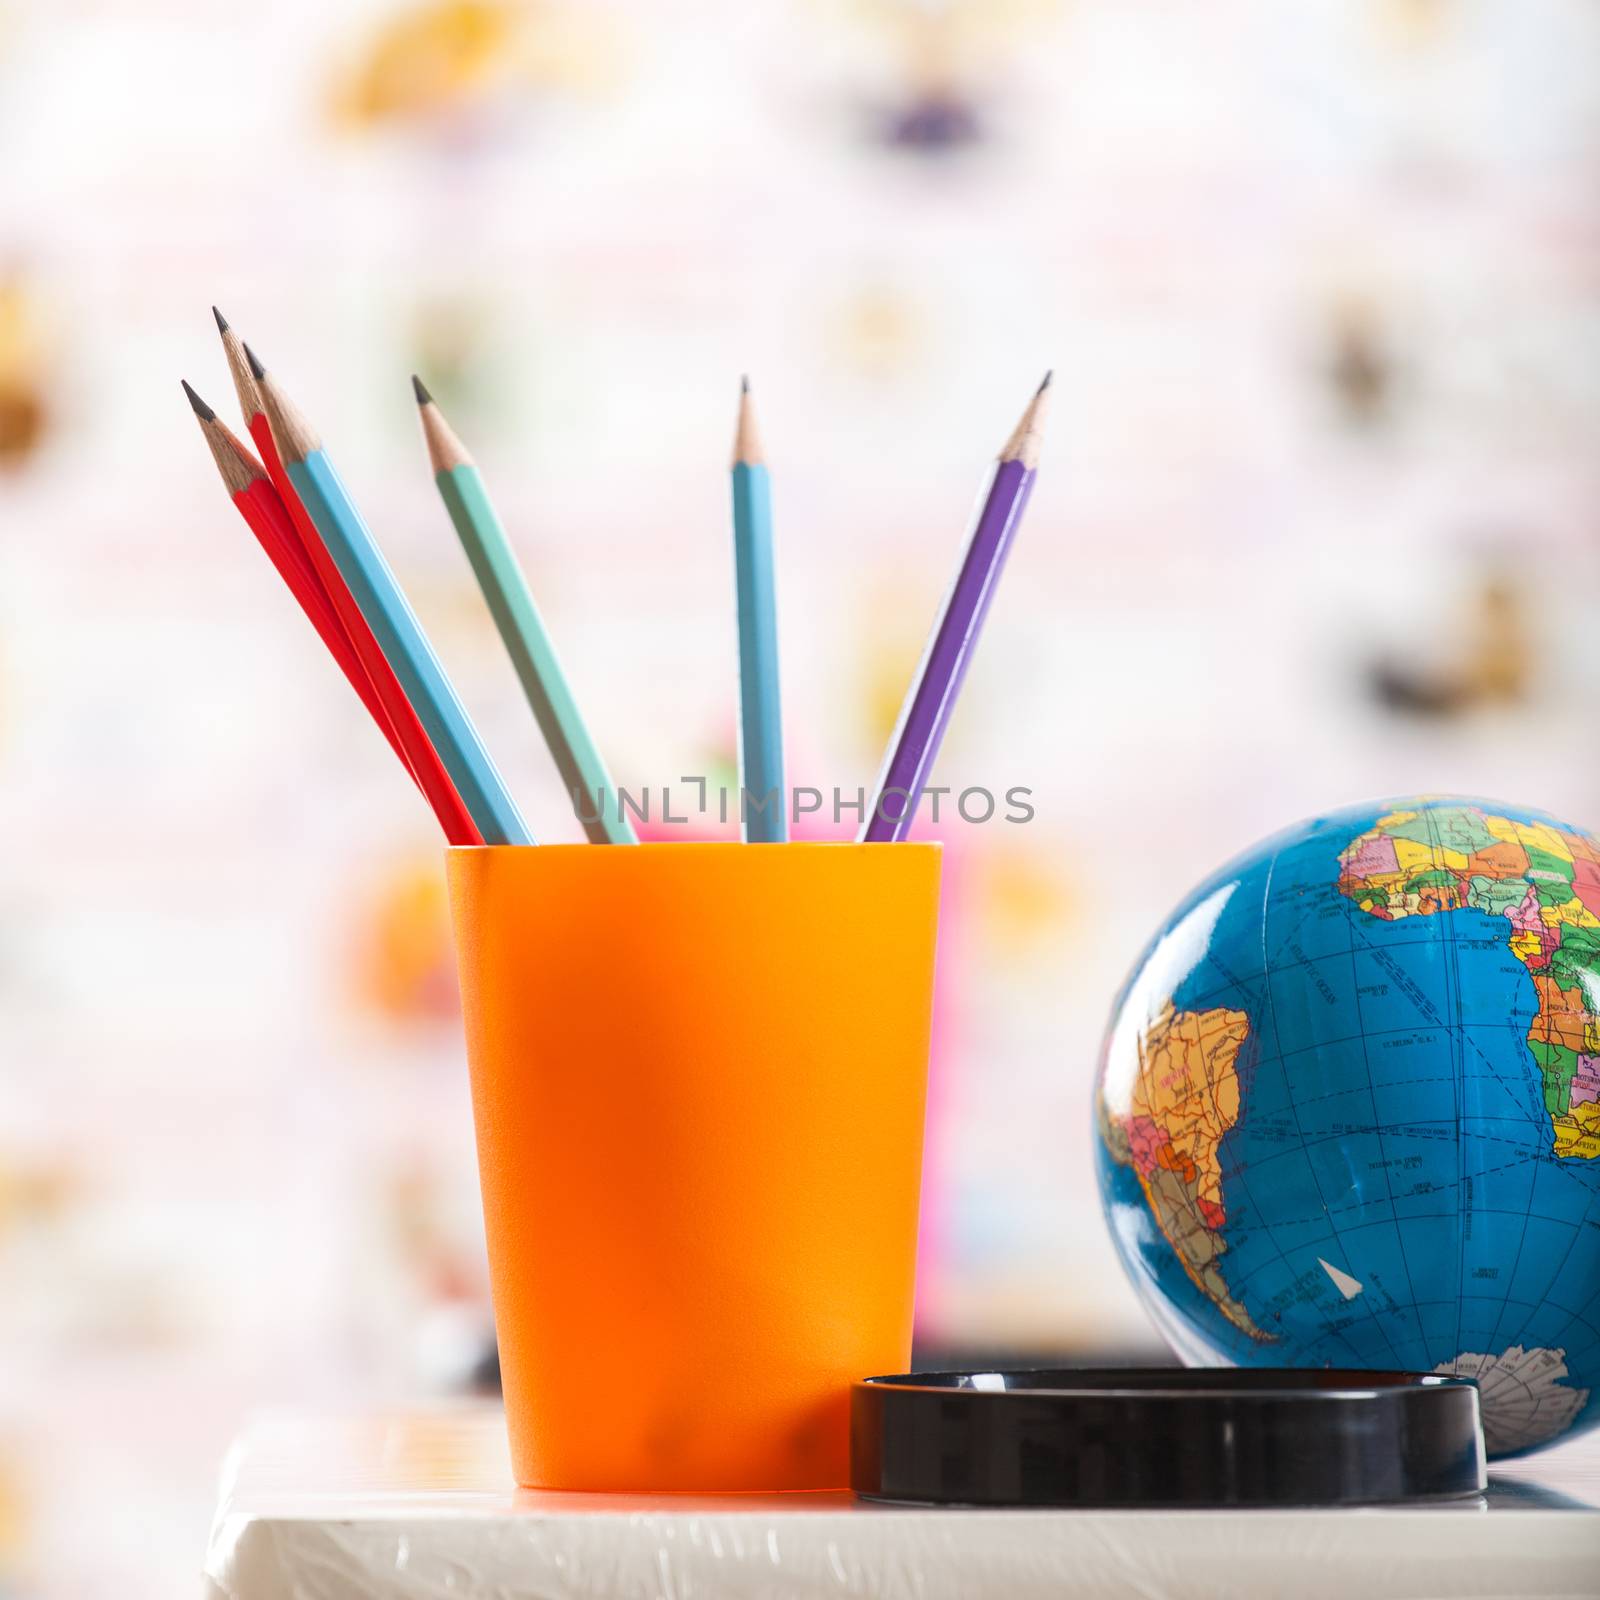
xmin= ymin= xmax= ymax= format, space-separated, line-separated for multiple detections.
xmin=448 ymin=841 xmax=941 ymax=1492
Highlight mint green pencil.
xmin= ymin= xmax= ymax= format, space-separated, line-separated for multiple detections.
xmin=414 ymin=378 xmax=635 ymax=845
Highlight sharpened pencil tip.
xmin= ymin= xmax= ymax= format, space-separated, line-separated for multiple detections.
xmin=412 ymin=374 xmax=432 ymax=406
xmin=180 ymin=379 xmax=215 ymax=422
xmin=243 ymin=342 xmax=266 ymax=381
xmin=732 ymin=375 xmax=763 ymax=464
xmin=1038 ymin=369 xmax=1053 ymax=393
xmin=212 ymin=305 xmax=230 ymax=335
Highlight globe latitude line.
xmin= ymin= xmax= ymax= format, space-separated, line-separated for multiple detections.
xmin=1336 ymin=803 xmax=1600 ymax=1417
xmin=1427 ymin=803 xmax=1472 ymax=1368
xmin=1214 ymin=1157 xmax=1368 ymax=1363
xmin=1356 ymin=812 xmax=1593 ymax=1363
xmin=1251 ymin=843 xmax=1414 ymax=1371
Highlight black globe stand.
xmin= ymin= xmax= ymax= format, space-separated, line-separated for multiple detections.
xmin=851 ymin=1368 xmax=1486 ymax=1507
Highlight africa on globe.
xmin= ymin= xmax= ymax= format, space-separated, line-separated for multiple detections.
xmin=1096 ymin=797 xmax=1600 ymax=1457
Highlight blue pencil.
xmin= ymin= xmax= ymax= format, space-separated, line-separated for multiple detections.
xmin=730 ymin=378 xmax=786 ymax=842
xmin=248 ymin=346 xmax=533 ymax=846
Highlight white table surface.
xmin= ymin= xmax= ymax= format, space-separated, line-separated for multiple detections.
xmin=202 ymin=1405 xmax=1600 ymax=1600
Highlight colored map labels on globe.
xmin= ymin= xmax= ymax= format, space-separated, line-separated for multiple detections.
xmin=1096 ymin=798 xmax=1600 ymax=1457
xmin=1098 ymin=1002 xmax=1268 ymax=1342
xmin=1338 ymin=805 xmax=1600 ymax=1161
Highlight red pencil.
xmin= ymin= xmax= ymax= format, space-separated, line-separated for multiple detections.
xmin=182 ymin=380 xmax=484 ymax=846
xmin=215 ymin=309 xmax=354 ymax=610
xmin=214 ymin=311 xmax=487 ymax=839
xmin=212 ymin=312 xmax=483 ymax=846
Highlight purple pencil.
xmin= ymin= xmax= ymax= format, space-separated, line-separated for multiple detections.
xmin=862 ymin=372 xmax=1052 ymax=842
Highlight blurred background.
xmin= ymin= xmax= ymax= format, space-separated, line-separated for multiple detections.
xmin=0 ymin=0 xmax=1598 ymax=1591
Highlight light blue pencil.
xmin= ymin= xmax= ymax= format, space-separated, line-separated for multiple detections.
xmin=730 ymin=377 xmax=786 ymax=843
xmin=249 ymin=347 xmax=533 ymax=847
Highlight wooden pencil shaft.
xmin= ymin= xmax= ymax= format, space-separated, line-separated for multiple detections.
xmin=732 ymin=381 xmax=764 ymax=467
xmin=234 ymin=412 xmax=451 ymax=812
xmin=217 ymin=316 xmax=264 ymax=433
xmin=862 ymin=377 xmax=1050 ymax=843
xmin=287 ymin=449 xmax=533 ymax=845
xmin=232 ymin=480 xmax=410 ymax=762
xmin=436 ymin=462 xmax=635 ymax=845
xmin=418 ymin=387 xmax=471 ymax=476
xmin=241 ymin=391 xmax=484 ymax=845
xmin=188 ymin=395 xmax=417 ymax=786
xmin=862 ymin=459 xmax=1034 ymax=842
xmin=731 ymin=459 xmax=786 ymax=843
xmin=198 ymin=413 xmax=264 ymax=498
xmin=999 ymin=374 xmax=1052 ymax=469
xmin=261 ymin=431 xmax=487 ymax=845
xmin=254 ymin=358 xmax=321 ymax=462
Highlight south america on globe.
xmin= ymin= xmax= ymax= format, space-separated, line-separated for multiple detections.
xmin=1096 ymin=797 xmax=1600 ymax=1457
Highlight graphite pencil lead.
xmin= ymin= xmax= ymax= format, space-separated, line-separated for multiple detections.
xmin=212 ymin=305 xmax=230 ymax=335
xmin=243 ymin=342 xmax=266 ymax=382
xmin=1038 ymin=369 xmax=1053 ymax=392
xmin=181 ymin=379 xmax=215 ymax=421
xmin=740 ymin=373 xmax=750 ymax=394
xmin=412 ymin=374 xmax=433 ymax=406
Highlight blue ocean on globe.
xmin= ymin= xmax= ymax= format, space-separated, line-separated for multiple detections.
xmin=1095 ymin=796 xmax=1600 ymax=1457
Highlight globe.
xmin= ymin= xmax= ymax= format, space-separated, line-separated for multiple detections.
xmin=1095 ymin=796 xmax=1600 ymax=1457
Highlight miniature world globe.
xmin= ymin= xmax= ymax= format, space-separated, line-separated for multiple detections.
xmin=1096 ymin=797 xmax=1600 ymax=1457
